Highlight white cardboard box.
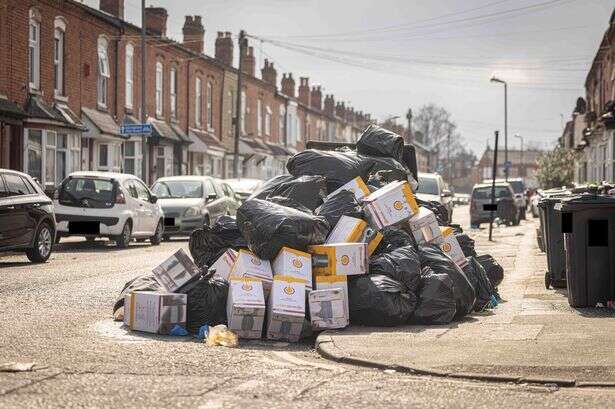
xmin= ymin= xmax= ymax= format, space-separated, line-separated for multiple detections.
xmin=309 ymin=243 xmax=368 ymax=276
xmin=230 ymin=249 xmax=274 ymax=294
xmin=326 ymin=176 xmax=371 ymax=201
xmin=123 ymin=291 xmax=187 ymax=335
xmin=408 ymin=207 xmax=442 ymax=244
xmin=152 ymin=249 xmax=201 ymax=292
xmin=272 ymin=247 xmax=312 ymax=291
xmin=209 ymin=249 xmax=238 ymax=281
xmin=432 ymin=226 xmax=468 ymax=269
xmin=266 ymin=276 xmax=306 ymax=342
xmin=325 ymin=216 xmax=382 ymax=256
xmin=362 ymin=180 xmax=419 ymax=229
xmin=226 ymin=277 xmax=266 ymax=339
xmin=309 ymin=288 xmax=349 ymax=330
xmin=314 ymin=274 xmax=349 ymax=319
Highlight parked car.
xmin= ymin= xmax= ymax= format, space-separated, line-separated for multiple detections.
xmin=453 ymin=193 xmax=470 ymax=206
xmin=483 ymin=178 xmax=527 ymax=220
xmin=415 ymin=172 xmax=454 ymax=223
xmin=0 ymin=169 xmax=56 ymax=262
xmin=54 ymin=172 xmax=163 ymax=247
xmin=151 ymin=176 xmax=233 ymax=239
xmin=225 ymin=178 xmax=264 ymax=203
xmin=220 ymin=182 xmax=241 ymax=215
xmin=470 ymin=182 xmax=520 ymax=227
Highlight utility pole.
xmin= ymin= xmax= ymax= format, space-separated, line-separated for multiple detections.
xmin=488 ymin=131 xmax=499 ymax=242
xmin=140 ymin=0 xmax=148 ymax=183
xmin=504 ymin=81 xmax=508 ymax=181
xmin=233 ymin=30 xmax=246 ymax=179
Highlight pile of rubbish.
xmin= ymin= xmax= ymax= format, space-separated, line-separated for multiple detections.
xmin=113 ymin=124 xmax=504 ymax=344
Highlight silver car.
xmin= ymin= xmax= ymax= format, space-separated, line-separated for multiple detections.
xmin=151 ymin=176 xmax=230 ymax=239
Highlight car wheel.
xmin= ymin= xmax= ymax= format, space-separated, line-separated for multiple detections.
xmin=115 ymin=221 xmax=132 ymax=249
xmin=150 ymin=220 xmax=163 ymax=246
xmin=26 ymin=223 xmax=53 ymax=263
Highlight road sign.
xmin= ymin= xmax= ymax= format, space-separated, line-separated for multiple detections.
xmin=120 ymin=123 xmax=153 ymax=136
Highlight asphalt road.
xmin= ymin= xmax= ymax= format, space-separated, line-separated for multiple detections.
xmin=1 ymin=206 xmax=614 ymax=408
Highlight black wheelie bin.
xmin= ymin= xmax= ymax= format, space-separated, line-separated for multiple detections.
xmin=539 ymin=192 xmax=572 ymax=289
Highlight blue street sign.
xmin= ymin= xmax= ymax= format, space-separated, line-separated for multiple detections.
xmin=120 ymin=123 xmax=153 ymax=136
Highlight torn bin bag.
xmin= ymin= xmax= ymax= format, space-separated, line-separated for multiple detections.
xmin=368 ymin=246 xmax=421 ymax=294
xmin=418 ymin=244 xmax=476 ymax=318
xmin=249 ymin=175 xmax=327 ymax=212
xmin=236 ymin=199 xmax=330 ymax=260
xmin=356 ymin=124 xmax=405 ymax=163
xmin=348 ymin=274 xmax=417 ymax=327
xmin=315 ymin=189 xmax=364 ymax=227
xmin=412 ymin=266 xmax=457 ymax=324
xmin=287 ymin=149 xmax=363 ymax=193
xmin=189 ymin=216 xmax=246 ymax=269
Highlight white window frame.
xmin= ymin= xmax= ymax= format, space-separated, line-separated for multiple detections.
xmin=123 ymin=140 xmax=142 ymax=178
xmin=155 ymin=61 xmax=163 ymax=117
xmin=125 ymin=43 xmax=134 ymax=109
xmin=257 ymin=98 xmax=263 ymax=136
xmin=69 ymin=134 xmax=81 ymax=174
xmin=97 ymin=37 xmax=110 ymax=108
xmin=265 ymin=105 xmax=272 ymax=136
xmin=53 ymin=18 xmax=66 ymax=97
xmin=195 ymin=77 xmax=202 ymax=128
xmin=170 ymin=67 xmax=177 ymax=119
xmin=207 ymin=81 xmax=213 ymax=130
xmin=29 ymin=9 xmax=41 ymax=91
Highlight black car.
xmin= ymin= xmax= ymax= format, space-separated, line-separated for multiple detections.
xmin=0 ymin=169 xmax=56 ymax=263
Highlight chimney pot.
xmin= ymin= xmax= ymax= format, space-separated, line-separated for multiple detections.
xmin=183 ymin=14 xmax=205 ymax=54
xmin=261 ymin=58 xmax=277 ymax=88
xmin=281 ymin=73 xmax=296 ymax=97
xmin=215 ymin=28 xmax=233 ymax=65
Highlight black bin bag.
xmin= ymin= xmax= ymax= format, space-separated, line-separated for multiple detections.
xmin=463 ymin=257 xmax=495 ymax=311
xmin=373 ymin=226 xmax=415 ymax=256
xmin=315 ymin=189 xmax=363 ymax=227
xmin=236 ymin=199 xmax=330 ymax=260
xmin=189 ymin=216 xmax=246 ymax=269
xmin=418 ymin=244 xmax=476 ymax=318
xmin=113 ymin=274 xmax=162 ymax=314
xmin=356 ymin=124 xmax=404 ymax=163
xmin=476 ymin=254 xmax=504 ymax=288
xmin=287 ymin=149 xmax=363 ymax=193
xmin=179 ymin=273 xmax=229 ymax=334
xmin=369 ymin=246 xmax=421 ymax=293
xmin=356 ymin=154 xmax=408 ymax=184
xmin=412 ymin=266 xmax=457 ymax=324
xmin=348 ymin=274 xmax=417 ymax=327
xmin=455 ymin=233 xmax=476 ymax=257
xmin=249 ymin=175 xmax=327 ymax=212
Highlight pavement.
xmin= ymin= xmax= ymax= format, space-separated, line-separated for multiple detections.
xmin=316 ymin=211 xmax=615 ymax=386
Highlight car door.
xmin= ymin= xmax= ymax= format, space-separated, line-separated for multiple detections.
xmin=0 ymin=173 xmax=35 ymax=247
xmin=122 ymin=180 xmax=143 ymax=234
xmin=133 ymin=179 xmax=157 ymax=234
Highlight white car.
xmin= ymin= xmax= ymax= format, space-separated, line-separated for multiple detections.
xmin=54 ymin=172 xmax=164 ymax=247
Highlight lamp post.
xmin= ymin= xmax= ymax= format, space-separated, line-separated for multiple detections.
xmin=490 ymin=76 xmax=508 ymax=181
xmin=515 ymin=134 xmax=524 ymax=177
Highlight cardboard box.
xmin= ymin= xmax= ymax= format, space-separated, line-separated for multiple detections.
xmin=226 ymin=276 xmax=266 ymax=339
xmin=314 ymin=274 xmax=349 ymax=319
xmin=230 ymin=250 xmax=274 ymax=293
xmin=210 ymin=249 xmax=238 ymax=281
xmin=327 ymin=176 xmax=371 ymax=201
xmin=266 ymin=276 xmax=306 ymax=342
xmin=309 ymin=288 xmax=349 ymax=330
xmin=362 ymin=180 xmax=419 ymax=229
xmin=272 ymin=247 xmax=312 ymax=291
xmin=124 ymin=291 xmax=187 ymax=335
xmin=432 ymin=226 xmax=468 ymax=269
xmin=308 ymin=243 xmax=368 ymax=276
xmin=326 ymin=215 xmax=382 ymax=256
xmin=408 ymin=207 xmax=442 ymax=244
xmin=151 ymin=249 xmax=201 ymax=293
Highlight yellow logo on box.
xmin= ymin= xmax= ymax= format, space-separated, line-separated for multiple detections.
xmin=241 ymin=283 xmax=253 ymax=291
xmin=393 ymin=200 xmax=403 ymax=210
xmin=442 ymin=242 xmax=452 ymax=253
xmin=250 ymin=257 xmax=261 ymax=266
xmin=292 ymin=258 xmax=303 ymax=268
xmin=284 ymin=285 xmax=295 ymax=295
xmin=340 ymin=255 xmax=350 ymax=265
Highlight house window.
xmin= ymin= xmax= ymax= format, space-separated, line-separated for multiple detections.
xmin=98 ymin=144 xmax=109 ymax=168
xmin=257 ymin=98 xmax=263 ymax=136
xmin=53 ymin=20 xmax=66 ymax=96
xmin=195 ymin=77 xmax=202 ymax=128
xmin=97 ymin=37 xmax=110 ymax=107
xmin=29 ymin=9 xmax=41 ymax=90
xmin=155 ymin=62 xmax=163 ymax=116
xmin=265 ymin=105 xmax=272 ymax=136
xmin=26 ymin=129 xmax=43 ymax=182
xmin=125 ymin=43 xmax=134 ymax=108
xmin=170 ymin=67 xmax=177 ymax=119
xmin=600 ymin=144 xmax=607 ymax=182
xmin=70 ymin=134 xmax=81 ymax=174
xmin=45 ymin=132 xmax=57 ymax=186
xmin=124 ymin=141 xmax=142 ymax=178
xmin=156 ymin=146 xmax=172 ymax=178
xmin=241 ymin=91 xmax=246 ymax=134
xmin=279 ymin=104 xmax=285 ymax=140
xmin=207 ymin=81 xmax=213 ymax=130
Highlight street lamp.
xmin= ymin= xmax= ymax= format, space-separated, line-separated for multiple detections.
xmin=515 ymin=133 xmax=524 ymax=177
xmin=490 ymin=76 xmax=508 ymax=181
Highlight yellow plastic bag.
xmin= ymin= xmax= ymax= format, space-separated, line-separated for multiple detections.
xmin=205 ymin=325 xmax=239 ymax=347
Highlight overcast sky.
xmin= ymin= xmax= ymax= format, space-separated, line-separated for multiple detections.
xmin=86 ymin=0 xmax=614 ymax=155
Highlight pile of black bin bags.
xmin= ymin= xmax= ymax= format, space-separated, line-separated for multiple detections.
xmin=113 ymin=124 xmax=504 ymax=332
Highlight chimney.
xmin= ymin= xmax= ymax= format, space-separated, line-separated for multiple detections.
xmin=215 ymin=31 xmax=233 ymax=66
xmin=281 ymin=73 xmax=295 ymax=97
xmin=310 ymin=86 xmax=322 ymax=110
xmin=182 ymin=15 xmax=205 ymax=54
xmin=145 ymin=7 xmax=168 ymax=37
xmin=261 ymin=59 xmax=277 ymax=87
xmin=298 ymin=77 xmax=310 ymax=106
xmin=240 ymin=46 xmax=255 ymax=77
xmin=100 ymin=0 xmax=124 ymax=19
xmin=335 ymin=101 xmax=346 ymax=118
xmin=324 ymin=94 xmax=335 ymax=116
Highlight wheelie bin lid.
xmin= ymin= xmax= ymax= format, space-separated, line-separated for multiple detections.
xmin=554 ymin=194 xmax=615 ymax=212
xmin=538 ymin=194 xmax=571 ymax=208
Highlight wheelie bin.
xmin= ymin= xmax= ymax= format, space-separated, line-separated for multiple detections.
xmin=539 ymin=193 xmax=572 ymax=289
xmin=554 ymin=195 xmax=615 ymax=308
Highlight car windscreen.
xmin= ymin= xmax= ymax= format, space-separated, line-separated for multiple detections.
xmin=416 ymin=177 xmax=439 ymax=195
xmin=152 ymin=180 xmax=203 ymax=199
xmin=472 ymin=186 xmax=512 ymax=200
xmin=508 ymin=181 xmax=525 ymax=194
xmin=59 ymin=178 xmax=115 ymax=208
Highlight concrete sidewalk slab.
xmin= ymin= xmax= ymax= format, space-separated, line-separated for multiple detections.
xmin=316 ymin=220 xmax=615 ymax=385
